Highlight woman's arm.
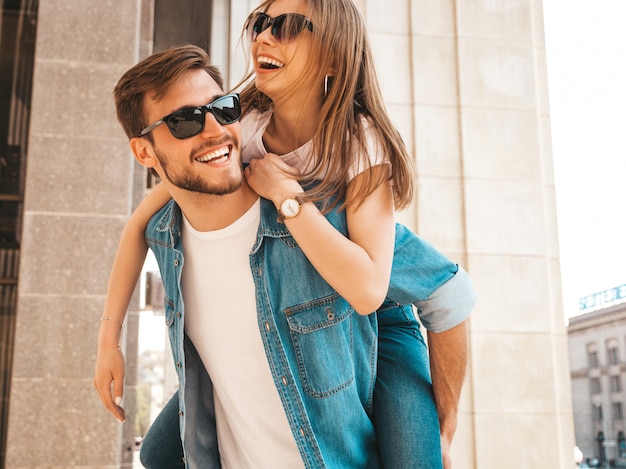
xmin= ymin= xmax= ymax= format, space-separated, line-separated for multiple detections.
xmin=245 ymin=154 xmax=395 ymax=315
xmin=93 ymin=183 xmax=172 ymax=421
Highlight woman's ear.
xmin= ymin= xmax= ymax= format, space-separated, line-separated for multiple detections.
xmin=326 ymin=60 xmax=337 ymax=78
xmin=130 ymin=137 xmax=158 ymax=169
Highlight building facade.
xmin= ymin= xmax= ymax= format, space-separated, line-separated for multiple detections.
xmin=1 ymin=0 xmax=574 ymax=467
xmin=569 ymin=289 xmax=626 ymax=466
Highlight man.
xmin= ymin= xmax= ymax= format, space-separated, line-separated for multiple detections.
xmin=96 ymin=45 xmax=475 ymax=468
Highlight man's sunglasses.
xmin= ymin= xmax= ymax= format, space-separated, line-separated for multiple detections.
xmin=138 ymin=93 xmax=241 ymax=140
xmin=245 ymin=12 xmax=314 ymax=43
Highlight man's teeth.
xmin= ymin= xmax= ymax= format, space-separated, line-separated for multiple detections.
xmin=258 ymin=56 xmax=284 ymax=69
xmin=196 ymin=147 xmax=229 ymax=163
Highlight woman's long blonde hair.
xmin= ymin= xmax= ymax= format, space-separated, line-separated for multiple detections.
xmin=238 ymin=0 xmax=415 ymax=211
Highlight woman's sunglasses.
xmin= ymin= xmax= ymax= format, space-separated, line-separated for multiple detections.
xmin=138 ymin=94 xmax=241 ymax=140
xmin=245 ymin=12 xmax=314 ymax=43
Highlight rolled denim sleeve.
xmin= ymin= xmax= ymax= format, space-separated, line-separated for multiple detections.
xmin=387 ymin=223 xmax=477 ymax=332
xmin=414 ymin=267 xmax=476 ymax=332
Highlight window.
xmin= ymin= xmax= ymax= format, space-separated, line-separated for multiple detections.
xmin=153 ymin=0 xmax=212 ymax=53
xmin=594 ymin=404 xmax=604 ymax=421
xmin=614 ymin=402 xmax=624 ymax=420
xmin=597 ymin=431 xmax=607 ymax=462
xmin=612 ymin=375 xmax=623 ymax=393
xmin=589 ymin=350 xmax=600 ymax=368
xmin=591 ymin=377 xmax=602 ymax=394
xmin=609 ymin=346 xmax=620 ymax=365
xmin=0 ymin=0 xmax=38 ymax=464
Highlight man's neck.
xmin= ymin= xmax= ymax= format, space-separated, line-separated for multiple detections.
xmin=172 ymin=182 xmax=259 ymax=232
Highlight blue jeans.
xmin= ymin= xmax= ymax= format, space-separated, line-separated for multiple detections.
xmin=140 ymin=303 xmax=443 ymax=468
xmin=140 ymin=392 xmax=184 ymax=469
xmin=374 ymin=302 xmax=443 ymax=468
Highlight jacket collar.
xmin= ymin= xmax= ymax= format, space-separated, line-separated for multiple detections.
xmin=152 ymin=197 xmax=291 ymax=245
xmin=154 ymin=200 xmax=181 ymax=234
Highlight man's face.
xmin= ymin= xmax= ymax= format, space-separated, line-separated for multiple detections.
xmin=141 ymin=69 xmax=243 ymax=196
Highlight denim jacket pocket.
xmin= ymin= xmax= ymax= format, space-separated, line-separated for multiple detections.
xmin=285 ymin=293 xmax=355 ymax=398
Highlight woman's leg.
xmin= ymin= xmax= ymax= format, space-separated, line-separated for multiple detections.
xmin=374 ymin=302 xmax=443 ymax=469
xmin=139 ymin=391 xmax=185 ymax=469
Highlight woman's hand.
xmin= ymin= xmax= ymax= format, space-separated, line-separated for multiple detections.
xmin=244 ymin=153 xmax=303 ymax=205
xmin=93 ymin=323 xmax=127 ymax=423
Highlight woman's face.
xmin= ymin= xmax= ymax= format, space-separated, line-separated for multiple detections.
xmin=249 ymin=0 xmax=321 ymax=103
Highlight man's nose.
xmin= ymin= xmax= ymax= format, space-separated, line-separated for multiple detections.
xmin=200 ymin=111 xmax=226 ymax=137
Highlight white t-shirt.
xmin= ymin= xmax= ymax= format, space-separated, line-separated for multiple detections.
xmin=181 ymin=199 xmax=304 ymax=469
xmin=241 ymin=107 xmax=389 ymax=182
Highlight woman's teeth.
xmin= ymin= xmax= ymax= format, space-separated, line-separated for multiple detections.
xmin=258 ymin=56 xmax=284 ymax=69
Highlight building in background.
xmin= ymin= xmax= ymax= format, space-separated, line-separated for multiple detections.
xmin=0 ymin=0 xmax=574 ymax=467
xmin=569 ymin=286 xmax=626 ymax=466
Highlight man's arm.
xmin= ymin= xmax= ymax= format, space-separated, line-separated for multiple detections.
xmin=427 ymin=320 xmax=469 ymax=469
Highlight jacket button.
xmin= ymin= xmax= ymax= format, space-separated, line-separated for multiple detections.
xmin=174 ymin=259 xmax=179 ymax=266
xmin=176 ymin=362 xmax=182 ymax=368
xmin=265 ymin=322 xmax=270 ymax=332
xmin=176 ymin=312 xmax=181 ymax=318
xmin=300 ymin=427 xmax=305 ymax=437
xmin=282 ymin=376 xmax=287 ymax=386
xmin=178 ymin=411 xmax=184 ymax=416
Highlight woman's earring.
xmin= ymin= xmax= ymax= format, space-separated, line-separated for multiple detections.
xmin=324 ymin=75 xmax=329 ymax=97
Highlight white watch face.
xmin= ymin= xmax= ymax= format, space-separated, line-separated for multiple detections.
xmin=281 ymin=198 xmax=300 ymax=217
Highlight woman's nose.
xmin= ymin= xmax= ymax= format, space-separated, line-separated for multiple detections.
xmin=255 ymin=24 xmax=275 ymax=44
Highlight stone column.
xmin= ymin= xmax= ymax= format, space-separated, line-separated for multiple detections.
xmin=363 ymin=0 xmax=575 ymax=467
xmin=6 ymin=1 xmax=144 ymax=467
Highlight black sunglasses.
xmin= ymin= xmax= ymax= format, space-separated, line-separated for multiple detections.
xmin=246 ymin=12 xmax=314 ymax=43
xmin=138 ymin=93 xmax=241 ymax=140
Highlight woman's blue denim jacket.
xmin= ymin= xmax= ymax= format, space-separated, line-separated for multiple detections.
xmin=145 ymin=198 xmax=476 ymax=469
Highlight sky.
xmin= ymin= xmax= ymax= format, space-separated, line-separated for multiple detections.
xmin=543 ymin=0 xmax=626 ymax=318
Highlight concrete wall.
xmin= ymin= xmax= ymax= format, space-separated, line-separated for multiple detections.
xmin=6 ymin=1 xmax=145 ymax=467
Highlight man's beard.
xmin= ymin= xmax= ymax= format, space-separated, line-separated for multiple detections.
xmin=154 ymin=147 xmax=243 ymax=196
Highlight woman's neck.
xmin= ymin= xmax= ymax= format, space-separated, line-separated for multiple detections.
xmin=263 ymin=95 xmax=321 ymax=155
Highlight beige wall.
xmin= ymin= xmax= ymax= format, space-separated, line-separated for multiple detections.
xmin=356 ymin=0 xmax=574 ymax=466
xmin=5 ymin=0 xmax=574 ymax=467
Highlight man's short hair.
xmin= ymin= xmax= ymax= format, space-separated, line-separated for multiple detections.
xmin=114 ymin=44 xmax=224 ymax=140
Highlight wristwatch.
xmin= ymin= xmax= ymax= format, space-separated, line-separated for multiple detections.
xmin=277 ymin=196 xmax=304 ymax=222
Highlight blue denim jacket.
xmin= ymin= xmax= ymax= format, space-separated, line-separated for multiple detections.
xmin=145 ymin=198 xmax=476 ymax=469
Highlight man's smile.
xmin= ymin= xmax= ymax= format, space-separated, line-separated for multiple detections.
xmin=194 ymin=145 xmax=232 ymax=164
